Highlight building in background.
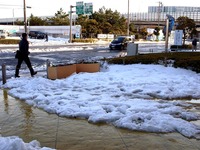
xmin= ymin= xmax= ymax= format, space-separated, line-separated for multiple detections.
xmin=123 ymin=6 xmax=200 ymax=23
xmin=148 ymin=6 xmax=200 ymax=21
xmin=122 ymin=6 xmax=200 ymax=37
xmin=0 ymin=25 xmax=81 ymax=38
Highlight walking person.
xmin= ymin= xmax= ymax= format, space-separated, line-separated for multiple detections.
xmin=192 ymin=38 xmax=197 ymax=51
xmin=45 ymin=33 xmax=48 ymax=42
xmin=15 ymin=33 xmax=37 ymax=78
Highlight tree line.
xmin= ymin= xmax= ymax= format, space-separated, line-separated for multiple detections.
xmin=15 ymin=7 xmax=197 ymax=40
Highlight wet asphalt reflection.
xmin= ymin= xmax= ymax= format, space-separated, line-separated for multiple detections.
xmin=0 ymin=90 xmax=200 ymax=150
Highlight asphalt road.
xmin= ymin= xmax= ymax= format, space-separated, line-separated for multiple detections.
xmin=0 ymin=43 xmax=110 ymax=50
xmin=0 ymin=43 xmax=124 ymax=72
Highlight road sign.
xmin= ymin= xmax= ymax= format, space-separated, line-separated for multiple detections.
xmin=76 ymin=1 xmax=84 ymax=15
xmin=76 ymin=32 xmax=80 ymax=38
xmin=84 ymin=3 xmax=93 ymax=15
xmin=174 ymin=30 xmax=183 ymax=46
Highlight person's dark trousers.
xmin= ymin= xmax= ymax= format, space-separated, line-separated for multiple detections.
xmin=15 ymin=56 xmax=36 ymax=77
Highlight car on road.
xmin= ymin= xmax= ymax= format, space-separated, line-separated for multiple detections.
xmin=0 ymin=30 xmax=8 ymax=38
xmin=109 ymin=36 xmax=133 ymax=50
xmin=29 ymin=31 xmax=47 ymax=39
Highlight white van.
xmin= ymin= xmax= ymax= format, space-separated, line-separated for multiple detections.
xmin=0 ymin=30 xmax=8 ymax=38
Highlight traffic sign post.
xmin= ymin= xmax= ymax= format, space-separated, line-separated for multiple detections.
xmin=84 ymin=3 xmax=93 ymax=15
xmin=76 ymin=1 xmax=84 ymax=15
xmin=174 ymin=30 xmax=183 ymax=46
xmin=75 ymin=1 xmax=93 ymax=15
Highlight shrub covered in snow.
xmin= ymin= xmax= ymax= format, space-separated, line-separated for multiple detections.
xmin=106 ymin=52 xmax=200 ymax=73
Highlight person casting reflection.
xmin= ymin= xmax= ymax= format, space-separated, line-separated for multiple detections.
xmin=15 ymin=33 xmax=37 ymax=77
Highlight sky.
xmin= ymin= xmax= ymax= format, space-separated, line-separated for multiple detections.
xmin=0 ymin=0 xmax=199 ymax=18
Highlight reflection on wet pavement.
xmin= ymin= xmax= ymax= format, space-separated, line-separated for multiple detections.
xmin=0 ymin=90 xmax=200 ymax=150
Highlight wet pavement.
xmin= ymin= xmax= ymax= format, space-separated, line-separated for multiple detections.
xmin=0 ymin=89 xmax=200 ymax=150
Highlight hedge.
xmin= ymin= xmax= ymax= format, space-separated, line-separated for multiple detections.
xmin=0 ymin=39 xmax=20 ymax=44
xmin=170 ymin=44 xmax=192 ymax=50
xmin=72 ymin=38 xmax=97 ymax=43
xmin=106 ymin=52 xmax=200 ymax=73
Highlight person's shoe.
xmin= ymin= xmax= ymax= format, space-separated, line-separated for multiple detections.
xmin=31 ymin=71 xmax=37 ymax=77
xmin=15 ymin=75 xmax=20 ymax=78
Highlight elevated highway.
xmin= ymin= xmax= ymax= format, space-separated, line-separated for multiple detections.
xmin=132 ymin=20 xmax=200 ymax=28
xmin=0 ymin=16 xmax=200 ymax=29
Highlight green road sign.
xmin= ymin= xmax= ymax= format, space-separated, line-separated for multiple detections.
xmin=84 ymin=3 xmax=93 ymax=15
xmin=76 ymin=1 xmax=84 ymax=15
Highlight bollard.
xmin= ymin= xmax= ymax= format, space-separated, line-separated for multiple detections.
xmin=123 ymin=58 xmax=125 ymax=65
xmin=164 ymin=57 xmax=167 ymax=67
xmin=46 ymin=59 xmax=50 ymax=79
xmin=2 ymin=64 xmax=6 ymax=84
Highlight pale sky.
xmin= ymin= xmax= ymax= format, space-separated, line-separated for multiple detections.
xmin=0 ymin=0 xmax=199 ymax=18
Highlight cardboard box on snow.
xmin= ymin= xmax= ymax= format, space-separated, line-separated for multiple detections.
xmin=76 ymin=63 xmax=100 ymax=73
xmin=47 ymin=63 xmax=100 ymax=79
xmin=48 ymin=64 xmax=76 ymax=80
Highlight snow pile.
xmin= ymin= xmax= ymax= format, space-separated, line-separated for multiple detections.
xmin=1 ymin=64 xmax=200 ymax=139
xmin=0 ymin=136 xmax=54 ymax=150
xmin=29 ymin=36 xmax=68 ymax=46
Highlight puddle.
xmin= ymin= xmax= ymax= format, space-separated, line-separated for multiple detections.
xmin=0 ymin=89 xmax=200 ymax=150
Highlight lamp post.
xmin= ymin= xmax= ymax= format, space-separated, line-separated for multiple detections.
xmin=26 ymin=6 xmax=31 ymax=33
xmin=127 ymin=0 xmax=130 ymax=36
xmin=12 ymin=8 xmax=15 ymax=25
xmin=165 ymin=18 xmax=169 ymax=53
xmin=157 ymin=1 xmax=163 ymax=27
xmin=69 ymin=5 xmax=75 ymax=43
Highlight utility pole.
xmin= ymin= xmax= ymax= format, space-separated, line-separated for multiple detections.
xmin=23 ymin=0 xmax=27 ymax=33
xmin=127 ymin=0 xmax=130 ymax=36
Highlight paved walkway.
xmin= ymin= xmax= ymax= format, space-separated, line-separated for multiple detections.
xmin=0 ymin=90 xmax=200 ymax=150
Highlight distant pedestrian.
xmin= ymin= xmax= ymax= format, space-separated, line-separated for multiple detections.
xmin=45 ymin=33 xmax=48 ymax=42
xmin=192 ymin=38 xmax=197 ymax=51
xmin=15 ymin=33 xmax=37 ymax=77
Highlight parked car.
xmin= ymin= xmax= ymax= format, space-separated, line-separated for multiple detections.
xmin=29 ymin=31 xmax=47 ymax=39
xmin=15 ymin=32 xmax=23 ymax=37
xmin=109 ymin=36 xmax=133 ymax=50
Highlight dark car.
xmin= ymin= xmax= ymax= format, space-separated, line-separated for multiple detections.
xmin=29 ymin=31 xmax=47 ymax=39
xmin=109 ymin=36 xmax=132 ymax=50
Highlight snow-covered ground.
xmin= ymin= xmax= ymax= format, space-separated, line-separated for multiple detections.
xmin=1 ymin=64 xmax=200 ymax=138
xmin=2 ymin=36 xmax=110 ymax=46
xmin=0 ymin=37 xmax=200 ymax=149
xmin=0 ymin=36 xmax=109 ymax=54
xmin=3 ymin=36 xmax=68 ymax=45
xmin=0 ymin=136 xmax=55 ymax=150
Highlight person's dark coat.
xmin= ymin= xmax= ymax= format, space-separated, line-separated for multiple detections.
xmin=15 ymin=33 xmax=37 ymax=77
xmin=192 ymin=39 xmax=197 ymax=46
xmin=19 ymin=38 xmax=30 ymax=57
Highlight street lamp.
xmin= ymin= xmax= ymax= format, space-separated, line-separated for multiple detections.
xmin=12 ymin=8 xmax=14 ymax=25
xmin=157 ymin=1 xmax=163 ymax=27
xmin=127 ymin=0 xmax=130 ymax=36
xmin=69 ymin=5 xmax=75 ymax=43
xmin=165 ymin=18 xmax=169 ymax=53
